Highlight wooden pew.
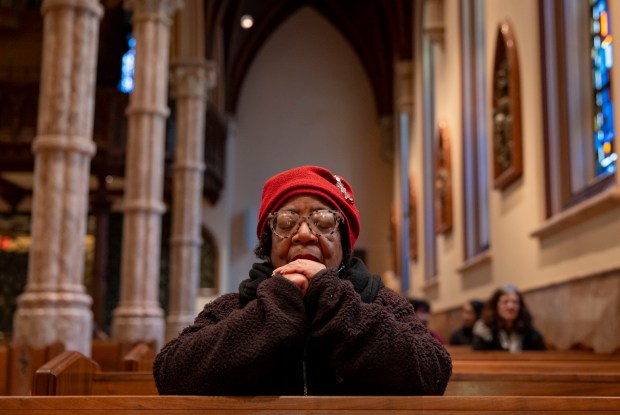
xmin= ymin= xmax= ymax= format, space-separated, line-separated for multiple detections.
xmin=445 ymin=348 xmax=620 ymax=396
xmin=91 ymin=340 xmax=125 ymax=371
xmin=447 ymin=347 xmax=620 ymax=361
xmin=447 ymin=372 xmax=620 ymax=396
xmin=452 ymin=359 xmax=620 ymax=374
xmin=33 ymin=348 xmax=620 ymax=398
xmin=122 ymin=342 xmax=156 ymax=372
xmin=1 ymin=342 xmax=64 ymax=396
xmin=91 ymin=340 xmax=156 ymax=372
xmin=0 ymin=395 xmax=619 ymax=414
xmin=33 ymin=351 xmax=157 ymax=396
xmin=0 ymin=343 xmax=8 ymax=395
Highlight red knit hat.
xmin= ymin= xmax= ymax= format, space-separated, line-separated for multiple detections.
xmin=257 ymin=166 xmax=360 ymax=249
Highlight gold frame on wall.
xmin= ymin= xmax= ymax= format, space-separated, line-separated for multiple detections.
xmin=409 ymin=176 xmax=418 ymax=260
xmin=435 ymin=121 xmax=453 ymax=234
xmin=492 ymin=20 xmax=523 ymax=190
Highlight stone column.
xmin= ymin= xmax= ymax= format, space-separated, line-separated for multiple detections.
xmin=111 ymin=0 xmax=183 ymax=350
xmin=394 ymin=60 xmax=413 ymax=293
xmin=165 ymin=60 xmax=216 ymax=340
xmin=13 ymin=0 xmax=104 ymax=355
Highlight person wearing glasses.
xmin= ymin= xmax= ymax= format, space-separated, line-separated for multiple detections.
xmin=153 ymin=165 xmax=452 ymax=396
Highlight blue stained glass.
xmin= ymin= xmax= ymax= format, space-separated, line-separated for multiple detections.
xmin=118 ymin=35 xmax=136 ymax=94
xmin=590 ymin=0 xmax=616 ymax=176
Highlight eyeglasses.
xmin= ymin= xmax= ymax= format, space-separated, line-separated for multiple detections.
xmin=268 ymin=209 xmax=343 ymax=239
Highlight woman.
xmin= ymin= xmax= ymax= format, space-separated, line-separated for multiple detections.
xmin=153 ymin=165 xmax=452 ymax=395
xmin=472 ymin=284 xmax=546 ymax=351
xmin=448 ymin=299 xmax=483 ymax=346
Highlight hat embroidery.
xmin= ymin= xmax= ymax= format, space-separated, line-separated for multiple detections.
xmin=334 ymin=175 xmax=354 ymax=202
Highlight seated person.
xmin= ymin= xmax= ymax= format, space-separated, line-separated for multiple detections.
xmin=472 ymin=284 xmax=546 ymax=351
xmin=153 ymin=165 xmax=452 ymax=395
xmin=409 ymin=298 xmax=445 ymax=344
xmin=448 ymin=299 xmax=483 ymax=346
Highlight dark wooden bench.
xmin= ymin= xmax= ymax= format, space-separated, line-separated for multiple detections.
xmin=447 ymin=347 xmax=620 ymax=361
xmin=0 ymin=342 xmax=64 ymax=396
xmin=452 ymin=359 xmax=620 ymax=374
xmin=0 ymin=343 xmax=8 ymax=395
xmin=447 ymin=372 xmax=620 ymax=395
xmin=32 ymin=349 xmax=620 ymax=398
xmin=91 ymin=340 xmax=156 ymax=372
xmin=91 ymin=339 xmax=125 ymax=371
xmin=0 ymin=395 xmax=619 ymax=414
xmin=122 ymin=342 xmax=156 ymax=372
xmin=445 ymin=348 xmax=620 ymax=396
xmin=33 ymin=351 xmax=157 ymax=396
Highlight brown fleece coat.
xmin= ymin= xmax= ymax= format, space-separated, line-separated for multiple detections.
xmin=153 ymin=267 xmax=452 ymax=395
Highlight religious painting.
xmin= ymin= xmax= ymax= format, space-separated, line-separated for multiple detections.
xmin=435 ymin=121 xmax=453 ymax=234
xmin=492 ymin=20 xmax=523 ymax=190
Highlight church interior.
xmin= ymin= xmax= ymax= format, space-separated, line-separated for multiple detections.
xmin=1 ymin=0 xmax=620 ymax=401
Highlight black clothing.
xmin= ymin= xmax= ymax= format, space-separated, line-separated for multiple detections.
xmin=448 ymin=327 xmax=475 ymax=346
xmin=472 ymin=320 xmax=546 ymax=351
xmin=154 ymin=260 xmax=452 ymax=396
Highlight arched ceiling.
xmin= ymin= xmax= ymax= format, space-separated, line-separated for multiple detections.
xmin=205 ymin=0 xmax=413 ymax=117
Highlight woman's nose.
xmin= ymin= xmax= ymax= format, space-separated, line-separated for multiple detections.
xmin=292 ymin=221 xmax=317 ymax=242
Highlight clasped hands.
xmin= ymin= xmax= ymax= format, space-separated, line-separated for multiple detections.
xmin=272 ymin=259 xmax=326 ymax=297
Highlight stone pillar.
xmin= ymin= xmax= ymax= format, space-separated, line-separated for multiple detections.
xmin=111 ymin=0 xmax=183 ymax=350
xmin=394 ymin=60 xmax=413 ymax=293
xmin=13 ymin=0 xmax=103 ymax=355
xmin=165 ymin=60 xmax=216 ymax=340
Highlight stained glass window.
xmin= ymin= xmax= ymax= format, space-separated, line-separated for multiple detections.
xmin=118 ymin=36 xmax=136 ymax=94
xmin=591 ymin=0 xmax=617 ymax=175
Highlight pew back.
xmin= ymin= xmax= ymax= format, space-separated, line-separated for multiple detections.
xmin=2 ymin=342 xmax=64 ymax=396
xmin=447 ymin=372 xmax=620 ymax=395
xmin=91 ymin=340 xmax=125 ymax=371
xmin=33 ymin=350 xmax=99 ymax=396
xmin=0 ymin=395 xmax=619 ymax=414
xmin=33 ymin=348 xmax=620 ymax=398
xmin=91 ymin=340 xmax=156 ymax=372
xmin=453 ymin=359 xmax=620 ymax=374
xmin=447 ymin=348 xmax=620 ymax=396
xmin=33 ymin=351 xmax=158 ymax=396
xmin=0 ymin=343 xmax=7 ymax=395
xmin=447 ymin=347 xmax=620 ymax=361
xmin=122 ymin=342 xmax=156 ymax=372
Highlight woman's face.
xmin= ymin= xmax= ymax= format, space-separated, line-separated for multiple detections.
xmin=462 ymin=302 xmax=477 ymax=327
xmin=497 ymin=292 xmax=520 ymax=324
xmin=270 ymin=195 xmax=343 ymax=269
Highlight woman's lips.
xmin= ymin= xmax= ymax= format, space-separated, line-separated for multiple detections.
xmin=291 ymin=254 xmax=321 ymax=262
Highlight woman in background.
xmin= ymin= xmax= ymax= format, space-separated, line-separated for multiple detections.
xmin=472 ymin=284 xmax=546 ymax=351
xmin=448 ymin=299 xmax=483 ymax=346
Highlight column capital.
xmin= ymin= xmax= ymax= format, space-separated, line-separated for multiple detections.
xmin=424 ymin=0 xmax=445 ymax=45
xmin=42 ymin=0 xmax=104 ymax=17
xmin=170 ymin=59 xmax=217 ymax=99
xmin=394 ymin=60 xmax=413 ymax=114
xmin=124 ymin=0 xmax=184 ymax=24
